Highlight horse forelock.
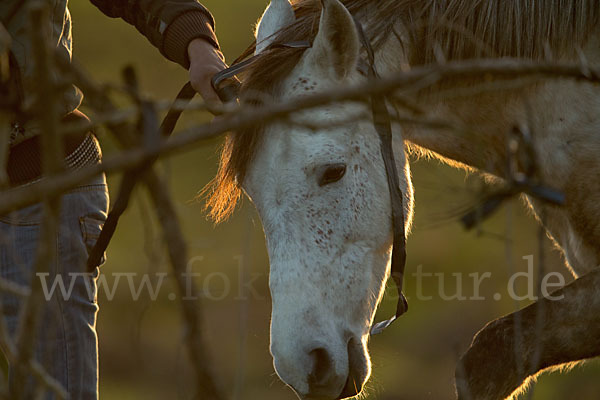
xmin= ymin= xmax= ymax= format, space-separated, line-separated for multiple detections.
xmin=204 ymin=0 xmax=600 ymax=223
xmin=204 ymin=0 xmax=395 ymax=223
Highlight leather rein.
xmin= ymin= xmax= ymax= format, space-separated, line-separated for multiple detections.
xmin=87 ymin=20 xmax=408 ymax=335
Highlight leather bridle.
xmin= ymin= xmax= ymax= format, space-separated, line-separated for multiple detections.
xmin=352 ymin=19 xmax=409 ymax=335
xmin=88 ymin=19 xmax=409 ymax=335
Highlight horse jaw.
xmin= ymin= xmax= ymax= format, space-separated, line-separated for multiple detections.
xmin=255 ymin=0 xmax=296 ymax=54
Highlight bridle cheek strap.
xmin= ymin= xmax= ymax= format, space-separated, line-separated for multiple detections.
xmin=353 ymin=18 xmax=409 ymax=335
xmin=368 ymin=92 xmax=409 ymax=335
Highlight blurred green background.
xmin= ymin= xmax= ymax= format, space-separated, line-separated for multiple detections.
xmin=69 ymin=1 xmax=600 ymax=399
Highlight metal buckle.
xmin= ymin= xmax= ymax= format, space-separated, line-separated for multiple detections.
xmin=9 ymin=121 xmax=24 ymax=144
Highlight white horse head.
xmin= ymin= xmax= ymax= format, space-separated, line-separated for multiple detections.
xmin=211 ymin=0 xmax=413 ymax=398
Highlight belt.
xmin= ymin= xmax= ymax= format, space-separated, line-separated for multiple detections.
xmin=6 ymin=111 xmax=102 ymax=187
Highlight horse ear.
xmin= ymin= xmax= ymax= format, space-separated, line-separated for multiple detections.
xmin=255 ymin=0 xmax=296 ymax=55
xmin=308 ymin=0 xmax=360 ymax=78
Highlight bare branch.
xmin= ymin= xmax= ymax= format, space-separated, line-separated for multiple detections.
xmin=11 ymin=3 xmax=66 ymax=399
xmin=144 ymin=172 xmax=225 ymax=400
xmin=1 ymin=58 xmax=599 ymax=216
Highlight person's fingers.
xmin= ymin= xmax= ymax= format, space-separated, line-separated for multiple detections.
xmin=190 ymin=65 xmax=222 ymax=103
xmin=188 ymin=38 xmax=228 ymax=105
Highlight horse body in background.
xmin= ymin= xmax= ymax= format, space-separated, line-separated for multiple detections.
xmin=206 ymin=0 xmax=600 ymax=399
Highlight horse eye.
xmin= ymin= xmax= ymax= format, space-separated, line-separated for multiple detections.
xmin=318 ymin=163 xmax=346 ymax=186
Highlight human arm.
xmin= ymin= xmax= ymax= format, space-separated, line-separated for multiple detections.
xmin=90 ymin=0 xmax=225 ymax=102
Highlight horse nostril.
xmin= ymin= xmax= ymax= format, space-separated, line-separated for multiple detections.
xmin=338 ymin=337 xmax=364 ymax=398
xmin=308 ymin=347 xmax=333 ymax=387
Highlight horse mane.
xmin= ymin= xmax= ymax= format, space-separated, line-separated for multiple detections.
xmin=204 ymin=0 xmax=599 ymax=223
xmin=409 ymin=0 xmax=600 ymax=64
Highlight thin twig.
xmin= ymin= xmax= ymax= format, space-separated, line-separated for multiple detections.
xmin=233 ymin=208 xmax=254 ymax=400
xmin=0 ymin=278 xmax=30 ymax=298
xmin=11 ymin=3 xmax=66 ymax=399
xmin=143 ymin=171 xmax=226 ymax=400
xmin=526 ymin=208 xmax=547 ymax=400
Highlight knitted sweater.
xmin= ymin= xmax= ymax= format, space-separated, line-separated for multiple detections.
xmin=0 ymin=0 xmax=218 ymax=144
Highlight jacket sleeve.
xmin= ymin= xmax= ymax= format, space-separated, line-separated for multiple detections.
xmin=90 ymin=0 xmax=219 ymax=68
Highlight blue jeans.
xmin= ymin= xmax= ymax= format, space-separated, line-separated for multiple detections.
xmin=0 ymin=173 xmax=109 ymax=399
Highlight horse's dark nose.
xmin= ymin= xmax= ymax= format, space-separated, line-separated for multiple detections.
xmin=306 ymin=344 xmax=364 ymax=399
xmin=308 ymin=347 xmax=337 ymax=390
xmin=271 ymin=331 xmax=369 ymax=399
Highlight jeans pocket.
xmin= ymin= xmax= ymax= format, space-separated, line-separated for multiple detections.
xmin=79 ymin=215 xmax=106 ymax=267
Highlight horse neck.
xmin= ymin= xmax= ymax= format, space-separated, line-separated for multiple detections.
xmin=364 ymin=18 xmax=521 ymax=176
xmin=371 ymin=19 xmax=600 ymax=178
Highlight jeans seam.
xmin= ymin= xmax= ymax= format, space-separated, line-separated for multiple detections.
xmin=54 ymin=233 xmax=70 ymax=395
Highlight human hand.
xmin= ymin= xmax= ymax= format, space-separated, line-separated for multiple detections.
xmin=187 ymin=38 xmax=227 ymax=106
